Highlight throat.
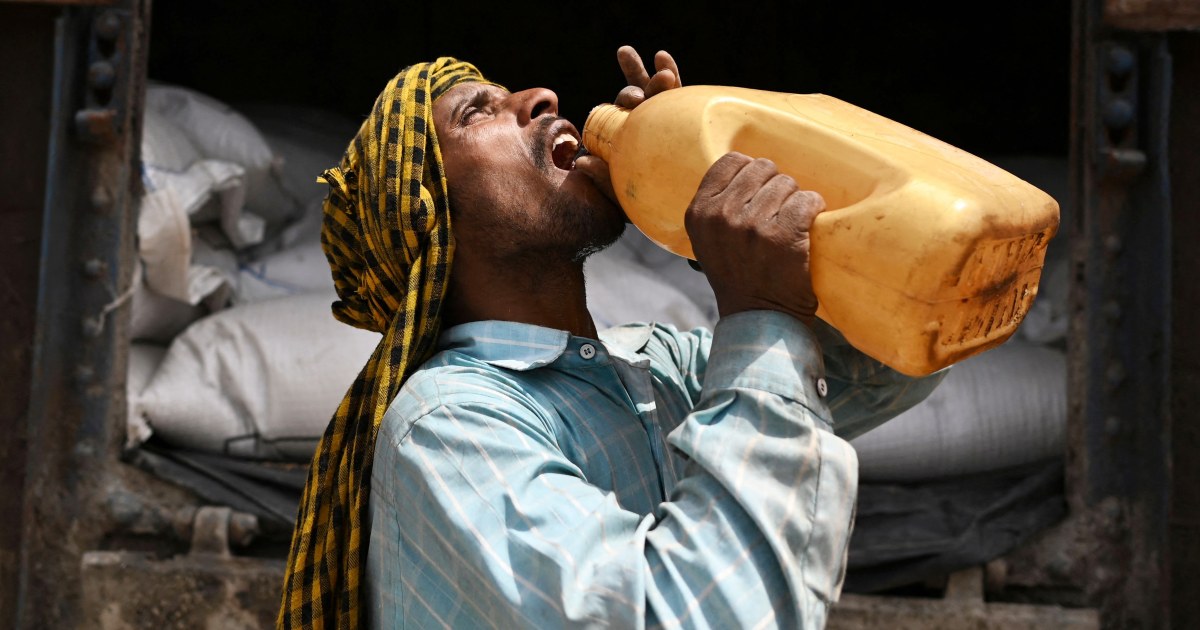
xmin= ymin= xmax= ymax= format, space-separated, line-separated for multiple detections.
xmin=445 ymin=254 xmax=597 ymax=338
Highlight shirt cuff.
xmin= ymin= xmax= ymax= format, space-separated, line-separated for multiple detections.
xmin=704 ymin=310 xmax=833 ymax=428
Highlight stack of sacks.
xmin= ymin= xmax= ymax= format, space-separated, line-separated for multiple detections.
xmin=129 ymin=92 xmax=367 ymax=458
xmin=146 ymin=84 xmax=301 ymax=230
xmin=232 ymin=104 xmax=359 ymax=302
xmin=132 ymin=83 xmax=295 ymax=343
xmin=132 ymin=293 xmax=380 ymax=459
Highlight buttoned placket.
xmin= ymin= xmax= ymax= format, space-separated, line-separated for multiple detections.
xmin=606 ymin=356 xmax=674 ymax=504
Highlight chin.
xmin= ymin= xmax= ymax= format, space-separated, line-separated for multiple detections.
xmin=572 ymin=220 xmax=625 ymax=263
xmin=546 ymin=175 xmax=627 ymax=262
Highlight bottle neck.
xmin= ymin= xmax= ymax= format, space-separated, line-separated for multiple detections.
xmin=582 ymin=104 xmax=630 ymax=164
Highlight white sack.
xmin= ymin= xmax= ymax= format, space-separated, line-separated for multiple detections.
xmin=142 ymin=106 xmax=264 ymax=249
xmin=244 ymin=104 xmax=358 ymax=207
xmin=850 ymin=342 xmax=1066 ymax=482
xmin=140 ymin=108 xmax=202 ymax=174
xmin=137 ymin=186 xmax=241 ymax=306
xmin=129 ymin=262 xmax=207 ymax=343
xmin=235 ymin=106 xmax=352 ymax=259
xmin=237 ymin=241 xmax=334 ymax=303
xmin=146 ymin=83 xmax=295 ymax=227
xmin=138 ymin=293 xmax=380 ymax=460
xmin=126 ymin=343 xmax=167 ymax=450
xmin=136 ymin=186 xmax=193 ymax=303
xmin=586 ymin=229 xmax=717 ymax=332
xmin=614 ymin=228 xmax=719 ymax=327
xmin=277 ymin=196 xmax=325 ymax=251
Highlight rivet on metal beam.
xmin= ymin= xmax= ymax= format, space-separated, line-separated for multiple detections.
xmin=87 ymin=61 xmax=115 ymax=93
xmin=1104 ymin=234 xmax=1123 ymax=254
xmin=1103 ymin=98 xmax=1134 ymax=130
xmin=91 ymin=185 xmax=112 ymax=211
xmin=74 ymin=365 xmax=94 ymax=384
xmin=1102 ymin=301 xmax=1122 ymax=320
xmin=83 ymin=259 xmax=106 ymax=278
xmin=82 ymin=317 xmax=104 ymax=338
xmin=74 ymin=109 xmax=118 ymax=145
xmin=1105 ymin=416 xmax=1122 ymax=436
xmin=95 ymin=12 xmax=122 ymax=43
xmin=1100 ymin=148 xmax=1147 ymax=180
xmin=1106 ymin=46 xmax=1135 ymax=78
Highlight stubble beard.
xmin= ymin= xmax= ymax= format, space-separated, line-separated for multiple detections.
xmin=528 ymin=117 xmax=625 ymax=263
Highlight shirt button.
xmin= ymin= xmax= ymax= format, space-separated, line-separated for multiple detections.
xmin=816 ymin=377 xmax=829 ymax=397
xmin=579 ymin=343 xmax=597 ymax=360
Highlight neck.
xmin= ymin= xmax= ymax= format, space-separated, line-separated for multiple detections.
xmin=445 ymin=250 xmax=598 ymax=339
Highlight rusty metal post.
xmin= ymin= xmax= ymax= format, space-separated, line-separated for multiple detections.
xmin=16 ymin=2 xmax=149 ymax=628
xmin=1067 ymin=0 xmax=1174 ymax=626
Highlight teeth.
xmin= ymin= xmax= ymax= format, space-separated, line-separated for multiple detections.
xmin=553 ymin=133 xmax=578 ymax=149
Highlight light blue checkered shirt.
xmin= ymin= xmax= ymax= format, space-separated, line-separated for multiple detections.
xmin=368 ymin=310 xmax=944 ymax=628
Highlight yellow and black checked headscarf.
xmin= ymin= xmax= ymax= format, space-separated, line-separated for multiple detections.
xmin=279 ymin=58 xmax=498 ymax=629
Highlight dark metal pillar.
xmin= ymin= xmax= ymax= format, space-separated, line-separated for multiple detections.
xmin=1168 ymin=30 xmax=1200 ymax=630
xmin=1068 ymin=0 xmax=1173 ymax=626
xmin=0 ymin=4 xmax=58 ymax=627
xmin=16 ymin=3 xmax=149 ymax=628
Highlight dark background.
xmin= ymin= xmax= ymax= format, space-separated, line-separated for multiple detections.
xmin=147 ymin=0 xmax=1071 ymax=158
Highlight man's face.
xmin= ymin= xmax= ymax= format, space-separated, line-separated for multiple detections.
xmin=432 ymin=82 xmax=625 ymax=262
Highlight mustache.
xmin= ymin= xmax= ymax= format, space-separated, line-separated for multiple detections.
xmin=529 ymin=115 xmax=561 ymax=173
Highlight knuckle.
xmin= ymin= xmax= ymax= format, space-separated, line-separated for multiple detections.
xmin=800 ymin=190 xmax=827 ymax=212
xmin=719 ymin=151 xmax=751 ymax=166
xmin=751 ymin=157 xmax=778 ymax=174
xmin=774 ymin=173 xmax=797 ymax=190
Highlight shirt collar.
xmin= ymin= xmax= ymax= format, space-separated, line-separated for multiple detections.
xmin=438 ymin=320 xmax=655 ymax=371
xmin=598 ymin=323 xmax=654 ymax=366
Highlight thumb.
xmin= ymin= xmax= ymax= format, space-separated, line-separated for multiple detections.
xmin=574 ymin=155 xmax=619 ymax=205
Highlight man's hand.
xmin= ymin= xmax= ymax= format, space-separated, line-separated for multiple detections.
xmin=613 ymin=46 xmax=682 ymax=109
xmin=576 ymin=46 xmax=682 ymax=206
xmin=685 ymin=152 xmax=827 ymax=324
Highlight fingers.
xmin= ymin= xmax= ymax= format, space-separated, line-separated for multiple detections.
xmin=693 ymin=152 xmax=754 ymax=201
xmin=617 ymin=45 xmax=651 ymax=88
xmin=780 ymin=189 xmax=827 ymax=228
xmin=720 ymin=157 xmax=780 ymax=207
xmin=686 ymin=153 xmax=771 ymax=239
xmin=654 ymin=50 xmax=682 ymax=88
xmin=748 ymin=173 xmax=799 ymax=219
xmin=614 ymin=85 xmax=645 ymax=109
xmin=573 ymin=155 xmax=618 ymax=205
xmin=618 ymin=46 xmax=682 ymax=96
xmin=643 ymin=69 xmax=678 ymax=98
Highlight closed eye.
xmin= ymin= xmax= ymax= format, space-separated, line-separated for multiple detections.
xmin=458 ymin=90 xmax=493 ymax=127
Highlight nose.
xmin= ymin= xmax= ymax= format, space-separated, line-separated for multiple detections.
xmin=509 ymin=88 xmax=559 ymax=125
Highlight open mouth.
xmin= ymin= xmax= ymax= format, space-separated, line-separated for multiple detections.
xmin=548 ymin=122 xmax=582 ymax=171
